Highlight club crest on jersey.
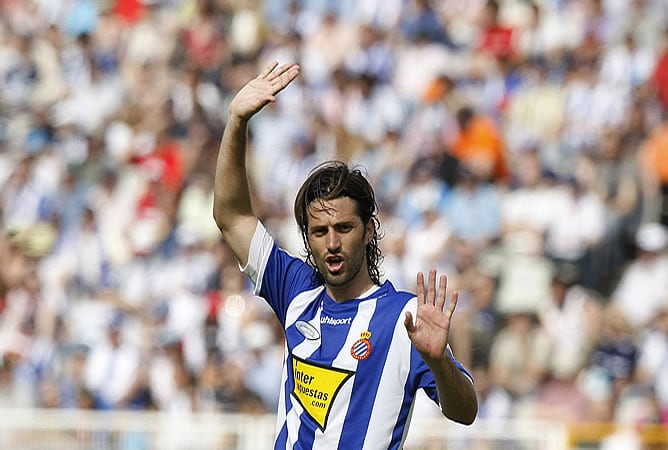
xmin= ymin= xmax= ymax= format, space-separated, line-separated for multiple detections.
xmin=351 ymin=331 xmax=372 ymax=360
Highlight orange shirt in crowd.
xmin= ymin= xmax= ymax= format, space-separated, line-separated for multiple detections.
xmin=452 ymin=115 xmax=509 ymax=181
xmin=641 ymin=121 xmax=668 ymax=184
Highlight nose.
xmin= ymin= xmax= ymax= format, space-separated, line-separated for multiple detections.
xmin=326 ymin=230 xmax=341 ymax=252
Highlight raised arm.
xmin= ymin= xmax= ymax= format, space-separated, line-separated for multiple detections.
xmin=404 ymin=270 xmax=478 ymax=425
xmin=213 ymin=62 xmax=300 ymax=266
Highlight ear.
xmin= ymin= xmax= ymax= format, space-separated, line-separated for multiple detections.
xmin=364 ymin=219 xmax=375 ymax=246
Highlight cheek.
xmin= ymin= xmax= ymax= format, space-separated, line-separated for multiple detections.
xmin=307 ymin=236 xmax=325 ymax=253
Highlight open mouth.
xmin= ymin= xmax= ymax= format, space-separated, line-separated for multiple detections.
xmin=325 ymin=256 xmax=344 ymax=273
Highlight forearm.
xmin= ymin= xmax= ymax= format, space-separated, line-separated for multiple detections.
xmin=426 ymin=353 xmax=478 ymax=425
xmin=213 ymin=114 xmax=255 ymax=230
xmin=212 ymin=114 xmax=259 ymax=267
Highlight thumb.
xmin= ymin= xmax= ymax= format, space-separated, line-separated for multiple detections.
xmin=404 ymin=311 xmax=415 ymax=332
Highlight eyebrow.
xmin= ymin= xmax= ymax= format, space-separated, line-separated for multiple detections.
xmin=309 ymin=218 xmax=358 ymax=231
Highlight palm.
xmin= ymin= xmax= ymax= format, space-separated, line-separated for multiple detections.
xmin=404 ymin=270 xmax=457 ymax=363
xmin=229 ymin=62 xmax=300 ymax=120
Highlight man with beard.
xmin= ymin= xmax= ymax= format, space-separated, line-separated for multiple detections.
xmin=212 ymin=61 xmax=477 ymax=449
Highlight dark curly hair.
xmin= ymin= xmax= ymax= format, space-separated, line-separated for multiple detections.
xmin=293 ymin=161 xmax=383 ymax=285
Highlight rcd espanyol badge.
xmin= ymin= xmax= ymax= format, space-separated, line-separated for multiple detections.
xmin=351 ymin=331 xmax=372 ymax=360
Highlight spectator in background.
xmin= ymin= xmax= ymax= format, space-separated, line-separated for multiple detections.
xmin=539 ymin=267 xmax=601 ymax=381
xmin=470 ymin=365 xmax=512 ymax=421
xmin=180 ymin=1 xmax=228 ymax=72
xmin=445 ymin=163 xmax=502 ymax=253
xmin=503 ymin=62 xmax=566 ymax=165
xmin=543 ymin=172 xmax=606 ymax=290
xmin=494 ymin=149 xmax=554 ymax=314
xmin=341 ymin=71 xmax=405 ymax=146
xmin=516 ymin=1 xmax=572 ymax=63
xmin=399 ymin=0 xmax=459 ymax=50
xmin=396 ymin=157 xmax=451 ymax=227
xmin=401 ymin=196 xmax=452 ymax=288
xmin=452 ymin=106 xmax=509 ymax=183
xmin=488 ymin=309 xmax=550 ymax=400
xmin=612 ymin=222 xmax=668 ymax=331
xmin=0 ymin=156 xmax=52 ymax=231
xmin=300 ymin=9 xmax=359 ymax=84
xmin=344 ymin=23 xmax=395 ymax=84
xmin=651 ymin=27 xmax=668 ymax=115
xmin=587 ymin=129 xmax=645 ymax=296
xmin=581 ymin=305 xmax=639 ymax=423
xmin=640 ymin=119 xmax=668 ymax=227
xmin=84 ymin=313 xmax=143 ymax=410
xmin=635 ymin=307 xmax=668 ymax=424
xmin=476 ymin=0 xmax=516 ymax=61
xmin=599 ymin=32 xmax=655 ymax=92
xmin=449 ymin=270 xmax=501 ymax=371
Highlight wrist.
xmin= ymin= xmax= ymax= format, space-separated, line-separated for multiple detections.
xmin=227 ymin=112 xmax=250 ymax=125
xmin=422 ymin=349 xmax=455 ymax=374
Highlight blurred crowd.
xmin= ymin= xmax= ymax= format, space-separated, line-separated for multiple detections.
xmin=1 ymin=0 xmax=668 ymax=435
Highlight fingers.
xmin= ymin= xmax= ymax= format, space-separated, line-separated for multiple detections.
xmin=257 ymin=61 xmax=279 ymax=79
xmin=416 ymin=271 xmax=425 ymax=304
xmin=436 ymin=274 xmax=447 ymax=311
xmin=271 ymin=64 xmax=300 ymax=91
xmin=445 ymin=290 xmax=459 ymax=319
xmin=257 ymin=62 xmax=301 ymax=91
xmin=417 ymin=269 xmax=450 ymax=311
xmin=427 ymin=269 xmax=437 ymax=306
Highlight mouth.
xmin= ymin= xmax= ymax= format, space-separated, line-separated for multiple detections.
xmin=325 ymin=255 xmax=344 ymax=273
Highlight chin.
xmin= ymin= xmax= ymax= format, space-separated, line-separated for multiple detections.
xmin=324 ymin=272 xmax=349 ymax=286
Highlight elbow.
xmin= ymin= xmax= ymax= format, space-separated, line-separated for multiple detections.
xmin=212 ymin=205 xmax=231 ymax=242
xmin=443 ymin=393 xmax=478 ymax=426
xmin=448 ymin=407 xmax=478 ymax=426
xmin=455 ymin=407 xmax=478 ymax=426
xmin=212 ymin=199 xmax=231 ymax=234
xmin=212 ymin=207 xmax=224 ymax=232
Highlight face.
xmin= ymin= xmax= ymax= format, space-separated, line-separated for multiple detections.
xmin=306 ymin=197 xmax=373 ymax=297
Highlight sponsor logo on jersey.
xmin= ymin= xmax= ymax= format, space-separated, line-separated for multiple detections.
xmin=350 ymin=330 xmax=372 ymax=360
xmin=295 ymin=320 xmax=320 ymax=340
xmin=291 ymin=356 xmax=354 ymax=431
xmin=321 ymin=315 xmax=352 ymax=326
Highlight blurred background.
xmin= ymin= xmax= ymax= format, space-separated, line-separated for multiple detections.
xmin=1 ymin=0 xmax=668 ymax=448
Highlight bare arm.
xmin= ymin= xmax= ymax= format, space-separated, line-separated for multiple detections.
xmin=404 ymin=270 xmax=478 ymax=425
xmin=213 ymin=62 xmax=300 ymax=265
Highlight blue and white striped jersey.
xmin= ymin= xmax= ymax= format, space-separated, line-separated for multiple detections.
xmin=243 ymin=222 xmax=472 ymax=450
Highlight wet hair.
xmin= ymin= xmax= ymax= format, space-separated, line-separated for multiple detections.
xmin=293 ymin=161 xmax=383 ymax=285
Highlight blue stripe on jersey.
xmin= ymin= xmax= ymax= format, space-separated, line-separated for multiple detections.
xmin=275 ymin=422 xmax=288 ymax=450
xmin=338 ymin=289 xmax=414 ymax=448
xmin=296 ymin=409 xmax=316 ymax=449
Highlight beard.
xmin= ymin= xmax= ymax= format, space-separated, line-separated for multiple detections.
xmin=313 ymin=246 xmax=367 ymax=288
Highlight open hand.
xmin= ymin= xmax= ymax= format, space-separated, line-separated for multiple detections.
xmin=229 ymin=61 xmax=300 ymax=120
xmin=404 ymin=269 xmax=458 ymax=363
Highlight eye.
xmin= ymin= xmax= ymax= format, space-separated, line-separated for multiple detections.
xmin=310 ymin=228 xmax=327 ymax=237
xmin=336 ymin=224 xmax=353 ymax=233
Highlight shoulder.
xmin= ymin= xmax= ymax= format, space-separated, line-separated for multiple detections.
xmin=376 ymin=281 xmax=417 ymax=312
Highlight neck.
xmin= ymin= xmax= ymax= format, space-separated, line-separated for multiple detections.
xmin=327 ymin=278 xmax=377 ymax=303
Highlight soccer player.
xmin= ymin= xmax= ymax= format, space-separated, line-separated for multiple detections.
xmin=213 ymin=62 xmax=477 ymax=449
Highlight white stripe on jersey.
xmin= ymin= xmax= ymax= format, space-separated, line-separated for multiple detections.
xmin=363 ymin=297 xmax=417 ymax=450
xmin=284 ymin=288 xmax=324 ymax=448
xmin=285 ymin=287 xmax=325 ymax=329
xmin=275 ymin=342 xmax=289 ymax=446
xmin=286 ymin=394 xmax=305 ymax=450
xmin=313 ymin=298 xmax=379 ymax=449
